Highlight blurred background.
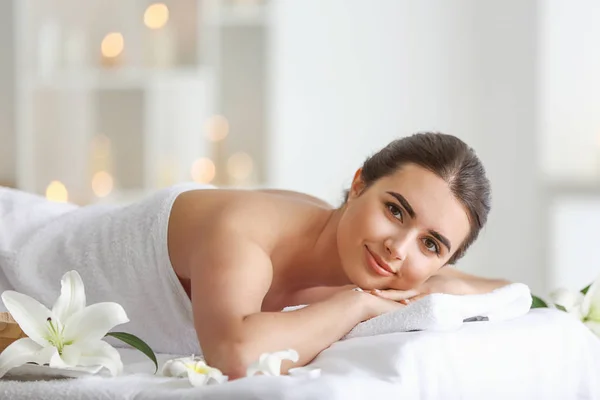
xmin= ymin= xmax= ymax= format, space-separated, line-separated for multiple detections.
xmin=0 ymin=0 xmax=598 ymax=296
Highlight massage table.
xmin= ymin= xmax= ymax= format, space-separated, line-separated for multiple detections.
xmin=1 ymin=308 xmax=598 ymax=400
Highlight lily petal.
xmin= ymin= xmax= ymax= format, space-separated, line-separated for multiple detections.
xmin=52 ymin=271 xmax=86 ymax=323
xmin=185 ymin=362 xmax=227 ymax=386
xmin=246 ymin=353 xmax=270 ymax=377
xmin=0 ymin=338 xmax=55 ymax=378
xmin=582 ymin=276 xmax=600 ymax=319
xmin=162 ymin=357 xmax=194 ymax=377
xmin=205 ymin=370 xmax=227 ymax=384
xmin=264 ymin=349 xmax=299 ymax=375
xmin=49 ymin=347 xmax=72 ymax=369
xmin=584 ymin=321 xmax=600 ymax=337
xmin=209 ymin=370 xmax=228 ymax=384
xmin=48 ymin=343 xmax=83 ymax=369
xmin=246 ymin=360 xmax=261 ymax=377
xmin=76 ymin=340 xmax=124 ymax=377
xmin=549 ymin=288 xmax=584 ymax=313
xmin=264 ymin=356 xmax=284 ymax=376
xmin=1 ymin=291 xmax=55 ymax=347
xmin=248 ymin=349 xmax=299 ymax=376
xmin=187 ymin=369 xmax=210 ymax=387
xmin=271 ymin=349 xmax=299 ymax=363
xmin=62 ymin=303 xmax=129 ymax=343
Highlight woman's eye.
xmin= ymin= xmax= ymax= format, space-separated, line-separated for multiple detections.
xmin=423 ymin=238 xmax=440 ymax=254
xmin=386 ymin=203 xmax=403 ymax=221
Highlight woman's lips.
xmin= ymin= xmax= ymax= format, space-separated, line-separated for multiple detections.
xmin=364 ymin=246 xmax=394 ymax=277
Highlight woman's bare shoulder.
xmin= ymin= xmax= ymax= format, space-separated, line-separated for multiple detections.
xmin=168 ymin=187 xmax=328 ymax=279
xmin=256 ymin=189 xmax=334 ymax=209
xmin=170 ymin=188 xmax=328 ymax=247
xmin=174 ymin=188 xmax=331 ymax=219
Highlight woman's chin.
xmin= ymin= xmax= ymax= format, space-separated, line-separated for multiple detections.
xmin=349 ymin=272 xmax=382 ymax=290
xmin=343 ymin=261 xmax=385 ymax=290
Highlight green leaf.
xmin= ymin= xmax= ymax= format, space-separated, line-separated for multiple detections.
xmin=555 ymin=304 xmax=567 ymax=312
xmin=531 ymin=295 xmax=548 ymax=309
xmin=581 ymin=284 xmax=591 ymax=295
xmin=106 ymin=332 xmax=158 ymax=373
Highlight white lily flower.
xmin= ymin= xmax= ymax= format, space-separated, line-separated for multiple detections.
xmin=246 ymin=349 xmax=299 ymax=377
xmin=550 ymin=275 xmax=600 ymax=338
xmin=549 ymin=288 xmax=585 ymax=319
xmin=162 ymin=356 xmax=196 ymax=378
xmin=186 ymin=360 xmax=228 ymax=386
xmin=581 ymin=277 xmax=600 ymax=337
xmin=162 ymin=356 xmax=227 ymax=386
xmin=0 ymin=270 xmax=129 ymax=377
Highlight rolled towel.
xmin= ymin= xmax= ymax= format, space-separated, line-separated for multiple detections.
xmin=282 ymin=283 xmax=532 ymax=340
xmin=344 ymin=283 xmax=532 ymax=340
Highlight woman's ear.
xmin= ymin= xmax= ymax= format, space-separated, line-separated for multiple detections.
xmin=348 ymin=168 xmax=366 ymax=200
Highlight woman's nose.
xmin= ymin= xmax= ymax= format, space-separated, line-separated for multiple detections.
xmin=384 ymin=235 xmax=409 ymax=261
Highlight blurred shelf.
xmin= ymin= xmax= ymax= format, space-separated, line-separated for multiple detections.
xmin=209 ymin=4 xmax=269 ymax=26
xmin=24 ymin=67 xmax=209 ymax=91
xmin=0 ymin=180 xmax=16 ymax=189
xmin=12 ymin=0 xmax=269 ymax=197
xmin=89 ymin=188 xmax=155 ymax=206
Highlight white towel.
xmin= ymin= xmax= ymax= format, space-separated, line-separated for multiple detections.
xmin=283 ymin=283 xmax=532 ymax=339
xmin=0 ymin=184 xmax=211 ymax=356
xmin=344 ymin=283 xmax=532 ymax=339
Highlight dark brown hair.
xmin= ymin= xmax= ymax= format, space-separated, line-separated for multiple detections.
xmin=344 ymin=132 xmax=491 ymax=265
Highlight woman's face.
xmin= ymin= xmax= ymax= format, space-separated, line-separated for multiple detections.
xmin=337 ymin=163 xmax=471 ymax=290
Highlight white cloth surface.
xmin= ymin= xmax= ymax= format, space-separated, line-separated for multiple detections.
xmin=0 ymin=184 xmax=210 ymax=356
xmin=344 ymin=282 xmax=532 ymax=339
xmin=1 ymin=309 xmax=598 ymax=400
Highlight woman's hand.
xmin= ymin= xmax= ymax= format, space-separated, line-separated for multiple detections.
xmin=363 ymin=292 xmax=407 ymax=319
xmin=337 ymin=289 xmax=406 ymax=320
xmin=367 ymin=268 xmax=511 ymax=304
xmin=369 ymin=273 xmax=471 ymax=304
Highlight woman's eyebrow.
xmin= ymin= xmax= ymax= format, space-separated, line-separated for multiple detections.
xmin=429 ymin=230 xmax=451 ymax=252
xmin=386 ymin=191 xmax=416 ymax=219
xmin=386 ymin=191 xmax=452 ymax=251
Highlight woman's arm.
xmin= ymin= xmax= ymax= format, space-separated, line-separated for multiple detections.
xmin=434 ymin=266 xmax=511 ymax=295
xmin=189 ymin=227 xmax=400 ymax=379
xmin=371 ymin=267 xmax=512 ymax=302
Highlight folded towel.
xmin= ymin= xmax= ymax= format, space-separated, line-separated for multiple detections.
xmin=283 ymin=283 xmax=532 ymax=340
xmin=344 ymin=283 xmax=532 ymax=339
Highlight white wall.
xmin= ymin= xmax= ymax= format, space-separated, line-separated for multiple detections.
xmin=268 ymin=0 xmax=480 ymax=203
xmin=539 ymin=0 xmax=600 ymax=290
xmin=466 ymin=1 xmax=543 ymax=293
xmin=539 ymin=0 xmax=600 ymax=181
xmin=268 ymin=0 xmax=544 ymax=293
xmin=0 ymin=0 xmax=16 ymax=185
xmin=550 ymin=198 xmax=600 ymax=290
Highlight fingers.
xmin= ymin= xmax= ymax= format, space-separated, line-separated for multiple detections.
xmin=398 ymin=293 xmax=428 ymax=305
xmin=368 ymin=289 xmax=420 ymax=301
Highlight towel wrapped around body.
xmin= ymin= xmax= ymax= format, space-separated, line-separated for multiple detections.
xmin=0 ymin=184 xmax=210 ymax=356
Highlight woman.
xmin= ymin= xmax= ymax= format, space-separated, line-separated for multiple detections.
xmin=0 ymin=132 xmax=507 ymax=378
xmin=166 ymin=131 xmax=507 ymax=378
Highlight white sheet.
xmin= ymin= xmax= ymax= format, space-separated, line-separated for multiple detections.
xmin=1 ymin=309 xmax=599 ymax=400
